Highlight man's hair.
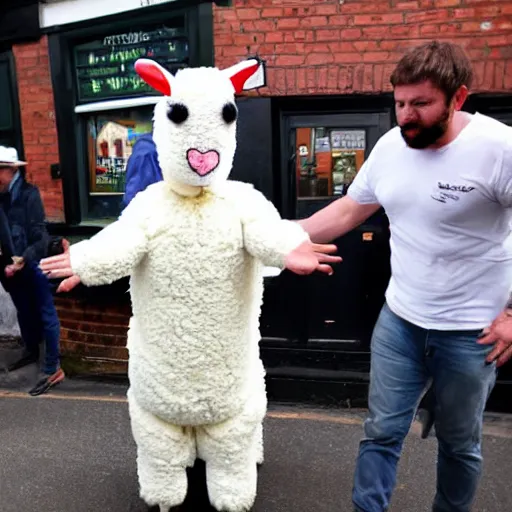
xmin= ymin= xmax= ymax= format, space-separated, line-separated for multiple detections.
xmin=390 ymin=41 xmax=473 ymax=100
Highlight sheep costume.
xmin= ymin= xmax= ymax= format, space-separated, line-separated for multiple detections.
xmin=66 ymin=58 xmax=311 ymax=511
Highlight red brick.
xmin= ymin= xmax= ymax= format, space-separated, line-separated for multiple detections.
xmin=341 ymin=2 xmax=391 ymax=14
xmin=334 ymin=52 xmax=366 ymax=64
xmin=340 ymin=28 xmax=362 ymax=39
xmin=328 ymin=15 xmax=352 ymax=26
xmin=353 ymin=41 xmax=380 ymax=52
xmin=306 ymin=53 xmax=335 ymax=65
xmin=453 ymin=7 xmax=501 ymax=19
xmin=275 ymin=55 xmax=305 ymax=67
xmin=481 ymin=61 xmax=495 ymax=89
xmin=254 ymin=20 xmax=276 ymax=31
xmin=316 ymin=29 xmax=342 ymax=42
xmin=261 ymin=8 xmax=283 ymax=18
xmin=327 ymin=66 xmax=339 ymax=89
xmin=500 ymin=61 xmax=510 ymax=88
xmin=338 ymin=66 xmax=353 ymax=91
xmin=405 ymin=10 xmax=450 ymax=23
xmin=296 ymin=67 xmax=307 ymax=91
xmin=275 ymin=43 xmax=306 ymax=54
xmin=314 ymin=4 xmax=339 ymax=16
xmin=373 ymin=64 xmax=384 ymax=91
xmin=394 ymin=1 xmax=420 ymax=10
xmin=363 ymin=52 xmax=393 ymax=63
xmin=353 ymin=14 xmax=404 ymax=25
xmin=233 ymin=33 xmax=258 ymax=46
xmin=420 ymin=24 xmax=440 ymax=35
xmin=222 ymin=46 xmax=247 ymax=57
xmin=277 ymin=18 xmax=300 ymax=29
xmin=265 ymin=32 xmax=284 ymax=43
xmin=300 ymin=16 xmax=328 ymax=27
xmin=362 ymin=26 xmax=393 ymax=38
xmin=237 ymin=8 xmax=259 ymax=21
xmin=328 ymin=42 xmax=357 ymax=53
xmin=317 ymin=67 xmax=328 ymax=90
xmin=436 ymin=0 xmax=461 ymax=6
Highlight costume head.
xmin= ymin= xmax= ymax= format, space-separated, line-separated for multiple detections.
xmin=134 ymin=57 xmax=264 ymax=190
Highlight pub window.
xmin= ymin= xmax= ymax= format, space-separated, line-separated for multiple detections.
xmin=296 ymin=127 xmax=366 ymax=200
xmin=72 ymin=18 xmax=189 ymax=222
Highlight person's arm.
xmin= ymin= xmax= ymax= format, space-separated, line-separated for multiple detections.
xmin=40 ymin=189 xmax=151 ymax=289
xmin=237 ymin=184 xmax=340 ymax=274
xmin=299 ymin=196 xmax=380 ymax=244
xmin=22 ymin=186 xmax=49 ymax=263
xmin=122 ymin=137 xmax=163 ymax=209
xmin=477 ymin=142 xmax=512 ymax=366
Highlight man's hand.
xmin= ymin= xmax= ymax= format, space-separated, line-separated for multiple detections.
xmin=39 ymin=239 xmax=81 ymax=293
xmin=478 ymin=310 xmax=512 ymax=367
xmin=4 ymin=261 xmax=24 ymax=278
xmin=284 ymin=241 xmax=342 ymax=276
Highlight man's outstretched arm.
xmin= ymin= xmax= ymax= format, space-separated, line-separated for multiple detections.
xmin=298 ymin=195 xmax=381 ymax=244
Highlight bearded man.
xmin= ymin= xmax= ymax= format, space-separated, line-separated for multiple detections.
xmin=299 ymin=41 xmax=512 ymax=512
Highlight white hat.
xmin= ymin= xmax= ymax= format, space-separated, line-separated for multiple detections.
xmin=0 ymin=146 xmax=27 ymax=167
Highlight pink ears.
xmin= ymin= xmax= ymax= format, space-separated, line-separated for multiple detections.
xmin=134 ymin=59 xmax=174 ymax=96
xmin=221 ymin=58 xmax=265 ymax=94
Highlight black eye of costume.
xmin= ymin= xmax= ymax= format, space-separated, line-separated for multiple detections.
xmin=222 ymin=103 xmax=238 ymax=124
xmin=167 ymin=103 xmax=189 ymax=124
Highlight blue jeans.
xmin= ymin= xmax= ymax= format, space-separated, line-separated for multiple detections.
xmin=2 ymin=261 xmax=61 ymax=374
xmin=352 ymin=303 xmax=496 ymax=512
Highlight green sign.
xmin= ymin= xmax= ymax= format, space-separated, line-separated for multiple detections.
xmin=74 ymin=21 xmax=189 ymax=102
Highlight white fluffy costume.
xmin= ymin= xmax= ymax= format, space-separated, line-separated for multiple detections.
xmin=67 ymin=58 xmax=309 ymax=511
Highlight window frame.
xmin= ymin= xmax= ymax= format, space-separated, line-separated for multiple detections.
xmin=48 ymin=1 xmax=215 ymax=225
xmin=0 ymin=50 xmax=24 ymax=157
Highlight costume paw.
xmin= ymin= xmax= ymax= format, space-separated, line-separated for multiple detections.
xmin=207 ymin=464 xmax=257 ymax=512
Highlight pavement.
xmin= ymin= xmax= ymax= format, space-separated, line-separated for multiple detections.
xmin=1 ymin=342 xmax=512 ymax=512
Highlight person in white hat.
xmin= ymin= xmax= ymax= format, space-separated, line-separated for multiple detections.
xmin=0 ymin=146 xmax=64 ymax=395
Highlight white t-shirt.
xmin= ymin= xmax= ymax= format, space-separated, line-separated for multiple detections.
xmin=348 ymin=112 xmax=512 ymax=330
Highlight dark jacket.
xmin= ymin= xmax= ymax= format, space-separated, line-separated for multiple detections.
xmin=0 ymin=173 xmax=49 ymax=264
xmin=122 ymin=134 xmax=163 ymax=209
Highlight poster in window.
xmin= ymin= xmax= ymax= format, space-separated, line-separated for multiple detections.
xmin=331 ymin=130 xmax=366 ymax=195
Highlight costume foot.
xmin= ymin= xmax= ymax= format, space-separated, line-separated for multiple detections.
xmin=207 ymin=464 xmax=257 ymax=512
xmin=417 ymin=408 xmax=435 ymax=439
xmin=29 ymin=368 xmax=65 ymax=396
xmin=7 ymin=351 xmax=39 ymax=372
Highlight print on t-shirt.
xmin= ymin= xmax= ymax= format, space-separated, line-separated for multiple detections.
xmin=431 ymin=181 xmax=476 ymax=203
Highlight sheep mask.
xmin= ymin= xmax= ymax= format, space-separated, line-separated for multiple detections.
xmin=134 ymin=58 xmax=263 ymax=192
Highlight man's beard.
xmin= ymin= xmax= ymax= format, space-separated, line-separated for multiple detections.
xmin=400 ymin=109 xmax=450 ymax=149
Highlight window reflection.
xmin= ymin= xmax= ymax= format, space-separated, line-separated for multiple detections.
xmin=296 ymin=127 xmax=366 ymax=199
xmin=86 ymin=107 xmax=153 ymax=194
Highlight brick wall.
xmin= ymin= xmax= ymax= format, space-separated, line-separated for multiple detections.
xmin=55 ymin=296 xmax=130 ymax=375
xmin=12 ymin=36 xmax=64 ymax=222
xmin=214 ymin=0 xmax=512 ymax=95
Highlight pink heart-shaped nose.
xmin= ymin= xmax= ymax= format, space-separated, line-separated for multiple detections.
xmin=187 ymin=149 xmax=220 ymax=176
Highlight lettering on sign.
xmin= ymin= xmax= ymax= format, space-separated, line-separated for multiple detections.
xmin=73 ymin=21 xmax=188 ymax=102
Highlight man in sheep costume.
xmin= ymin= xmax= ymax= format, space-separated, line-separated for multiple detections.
xmin=40 ymin=57 xmax=340 ymax=512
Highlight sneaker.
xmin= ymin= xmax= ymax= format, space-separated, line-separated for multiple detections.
xmin=28 ymin=368 xmax=65 ymax=396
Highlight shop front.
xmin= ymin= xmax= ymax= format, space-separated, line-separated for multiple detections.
xmin=5 ymin=0 xmax=511 ymax=409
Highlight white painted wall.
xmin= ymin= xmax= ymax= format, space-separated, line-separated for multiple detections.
xmin=40 ymin=0 xmax=178 ymax=28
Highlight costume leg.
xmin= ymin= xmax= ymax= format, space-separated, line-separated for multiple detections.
xmin=197 ymin=373 xmax=266 ymax=512
xmin=428 ymin=330 xmax=496 ymax=512
xmin=197 ymin=414 xmax=261 ymax=512
xmin=128 ymin=390 xmax=196 ymax=510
